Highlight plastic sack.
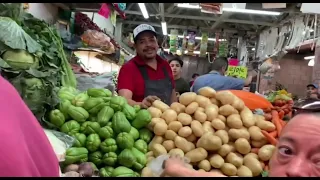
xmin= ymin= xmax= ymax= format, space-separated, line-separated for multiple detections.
xmin=81 ymin=30 xmax=112 ymax=48
xmin=76 ymin=72 xmax=115 ymax=93
xmin=43 ymin=129 xmax=75 ymax=162
xmin=148 ymin=155 xmax=190 ymax=177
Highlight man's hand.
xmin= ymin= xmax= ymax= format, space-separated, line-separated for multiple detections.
xmin=161 ymin=155 xmax=189 ymax=177
xmin=141 ymin=96 xmax=159 ymax=109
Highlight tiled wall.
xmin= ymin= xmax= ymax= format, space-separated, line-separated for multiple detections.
xmin=258 ymin=54 xmax=313 ymax=97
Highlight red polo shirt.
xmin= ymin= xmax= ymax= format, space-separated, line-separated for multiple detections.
xmin=117 ymin=55 xmax=175 ymax=102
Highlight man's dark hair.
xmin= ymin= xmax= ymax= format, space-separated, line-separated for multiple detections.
xmin=168 ymin=56 xmax=184 ymax=67
xmin=211 ymin=57 xmax=229 ymax=71
xmin=192 ymin=73 xmax=199 ymax=78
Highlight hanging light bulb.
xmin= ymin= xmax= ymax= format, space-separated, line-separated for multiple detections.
xmin=308 ymin=59 xmax=315 ymax=66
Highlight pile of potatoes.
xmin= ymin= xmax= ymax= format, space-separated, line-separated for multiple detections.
xmin=142 ymin=87 xmax=276 ymax=177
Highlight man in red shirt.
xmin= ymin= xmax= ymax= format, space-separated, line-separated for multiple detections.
xmin=117 ymin=24 xmax=177 ymax=108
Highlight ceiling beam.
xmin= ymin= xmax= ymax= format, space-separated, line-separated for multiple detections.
xmin=124 ymin=10 xmax=276 ymax=26
xmin=126 ymin=3 xmax=135 ymax=11
xmin=166 ymin=4 xmax=176 ymax=14
xmin=159 ymin=3 xmax=165 ymax=22
xmin=121 ymin=20 xmax=257 ymax=35
xmin=211 ymin=13 xmax=233 ymax=30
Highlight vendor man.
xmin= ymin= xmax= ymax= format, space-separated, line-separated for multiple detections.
xmin=117 ymin=24 xmax=177 ymax=108
xmin=192 ymin=57 xmax=257 ymax=92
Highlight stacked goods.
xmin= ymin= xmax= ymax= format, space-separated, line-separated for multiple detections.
xmin=266 ymin=90 xmax=293 ymax=120
xmin=50 ymin=87 xmax=154 ymax=177
xmin=142 ymin=87 xmax=281 ymax=177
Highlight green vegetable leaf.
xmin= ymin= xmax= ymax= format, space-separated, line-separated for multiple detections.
xmin=0 ymin=57 xmax=11 ymax=68
xmin=0 ymin=17 xmax=41 ymax=53
xmin=26 ymin=68 xmax=50 ymax=78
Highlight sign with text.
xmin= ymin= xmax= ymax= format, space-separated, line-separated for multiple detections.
xmin=227 ymin=66 xmax=248 ymax=79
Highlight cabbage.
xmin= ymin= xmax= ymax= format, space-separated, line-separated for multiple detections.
xmin=2 ymin=49 xmax=39 ymax=70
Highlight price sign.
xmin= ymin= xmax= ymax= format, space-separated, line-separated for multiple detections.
xmin=227 ymin=66 xmax=248 ymax=79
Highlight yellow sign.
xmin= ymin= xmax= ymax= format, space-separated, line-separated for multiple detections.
xmin=227 ymin=66 xmax=248 ymax=79
xmin=110 ymin=10 xmax=117 ymax=27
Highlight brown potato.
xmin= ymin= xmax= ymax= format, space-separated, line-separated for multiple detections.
xmin=215 ymin=130 xmax=229 ymax=144
xmin=248 ymin=126 xmax=265 ymax=141
xmin=216 ymin=91 xmax=236 ymax=105
xmin=198 ymin=160 xmax=211 ymax=171
xmin=254 ymin=114 xmax=265 ymax=122
xmin=194 ymin=110 xmax=207 ymax=123
xmin=178 ymin=126 xmax=193 ymax=137
xmin=195 ymin=95 xmax=212 ymax=108
xmin=205 ymin=105 xmax=219 ymax=121
xmin=165 ymin=130 xmax=178 ymax=140
xmin=210 ymin=98 xmax=221 ymax=106
xmin=186 ymin=134 xmax=197 ymax=142
xmin=148 ymin=118 xmax=164 ymax=131
xmin=141 ymin=167 xmax=154 ymax=177
xmin=168 ymin=148 xmax=184 ymax=157
xmin=202 ymin=121 xmax=215 ymax=134
xmin=219 ymin=104 xmax=238 ymax=116
xmin=237 ymin=166 xmax=253 ymax=177
xmin=218 ymin=144 xmax=234 ymax=157
xmin=240 ymin=107 xmax=255 ymax=128
xmin=243 ymin=153 xmax=259 ymax=162
xmin=217 ymin=115 xmax=227 ymax=123
xmin=251 ymin=139 xmax=268 ymax=148
xmin=227 ymin=114 xmax=243 ymax=129
xmin=258 ymin=145 xmax=276 ymax=161
xmin=168 ymin=121 xmax=183 ymax=132
xmin=191 ymin=120 xmax=204 ymax=137
xmin=154 ymin=122 xmax=168 ymax=136
xmin=152 ymin=100 xmax=170 ymax=112
xmin=148 ymin=136 xmax=164 ymax=150
xmin=211 ymin=119 xmax=226 ymax=130
xmin=209 ymin=154 xmax=225 ymax=168
xmin=148 ymin=107 xmax=162 ymax=118
xmin=185 ymin=148 xmax=208 ymax=163
xmin=196 ymin=132 xmax=222 ymax=151
xmin=147 ymin=156 xmax=155 ymax=164
xmin=198 ymin=87 xmax=216 ymax=98
xmin=221 ymin=163 xmax=237 ymax=176
xmin=162 ymin=140 xmax=175 ymax=151
xmin=197 ymin=107 xmax=205 ymax=112
xmin=170 ymin=102 xmax=186 ymax=114
xmin=179 ymin=92 xmax=197 ymax=106
xmin=228 ymin=128 xmax=250 ymax=140
xmin=174 ymin=136 xmax=195 ymax=153
xmin=177 ymin=113 xmax=192 ymax=125
xmin=146 ymin=151 xmax=154 ymax=158
xmin=226 ymin=152 xmax=244 ymax=168
xmin=235 ymin=138 xmax=251 ymax=155
xmin=153 ymin=144 xmax=167 ymax=157
xmin=232 ymin=97 xmax=245 ymax=111
xmin=185 ymin=102 xmax=199 ymax=115
xmin=161 ymin=109 xmax=178 ymax=124
xmin=243 ymin=157 xmax=263 ymax=176
xmin=256 ymin=119 xmax=276 ymax=132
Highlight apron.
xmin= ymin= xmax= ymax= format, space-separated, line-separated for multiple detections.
xmin=136 ymin=64 xmax=172 ymax=105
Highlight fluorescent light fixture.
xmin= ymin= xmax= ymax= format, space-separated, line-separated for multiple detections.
xmin=161 ymin=21 xmax=167 ymax=35
xmin=252 ymin=48 xmax=255 ymax=51
xmin=168 ymin=34 xmax=226 ymax=42
xmin=164 ymin=49 xmax=208 ymax=55
xmin=177 ymin=3 xmax=200 ymax=9
xmin=304 ymin=55 xmax=315 ymax=60
xmin=176 ymin=3 xmax=281 ymax=16
xmin=308 ymin=59 xmax=315 ymax=66
xmin=222 ymin=7 xmax=281 ymax=15
xmin=138 ymin=3 xmax=149 ymax=19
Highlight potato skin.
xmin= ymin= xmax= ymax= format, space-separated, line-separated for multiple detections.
xmin=194 ymin=110 xmax=207 ymax=123
xmin=177 ymin=113 xmax=192 ymax=126
xmin=185 ymin=147 xmax=208 ymax=163
xmin=191 ymin=120 xmax=204 ymax=137
xmin=235 ymin=138 xmax=251 ymax=155
xmin=179 ymin=92 xmax=197 ymax=106
xmin=168 ymin=121 xmax=183 ymax=132
xmin=237 ymin=166 xmax=253 ymax=177
xmin=209 ymin=154 xmax=225 ymax=168
xmin=221 ymin=163 xmax=237 ymax=176
xmin=227 ymin=114 xmax=243 ymax=129
xmin=178 ymin=126 xmax=193 ymax=138
xmin=153 ymin=144 xmax=167 ymax=157
xmin=185 ymin=102 xmax=199 ymax=115
xmin=258 ymin=145 xmax=276 ymax=161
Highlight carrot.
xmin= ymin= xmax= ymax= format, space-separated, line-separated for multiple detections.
xmin=269 ymin=131 xmax=277 ymax=138
xmin=264 ymin=165 xmax=269 ymax=171
xmin=281 ymin=104 xmax=289 ymax=110
xmin=271 ymin=110 xmax=283 ymax=136
xmin=251 ymin=148 xmax=260 ymax=154
xmin=262 ymin=130 xmax=278 ymax=145
xmin=278 ymin=110 xmax=285 ymax=119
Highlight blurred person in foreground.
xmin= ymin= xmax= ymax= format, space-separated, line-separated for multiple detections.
xmin=189 ymin=73 xmax=199 ymax=87
xmin=117 ymin=24 xmax=177 ymax=108
xmin=162 ymin=112 xmax=320 ymax=177
xmin=191 ymin=57 xmax=256 ymax=92
xmin=0 ymin=76 xmax=59 ymax=177
xmin=306 ymin=83 xmax=319 ymax=100
xmin=168 ymin=56 xmax=190 ymax=97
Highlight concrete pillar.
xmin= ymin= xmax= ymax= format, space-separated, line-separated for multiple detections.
xmin=115 ymin=22 xmax=123 ymax=43
xmin=312 ymin=46 xmax=320 ymax=86
xmin=237 ymin=36 xmax=243 ymax=59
